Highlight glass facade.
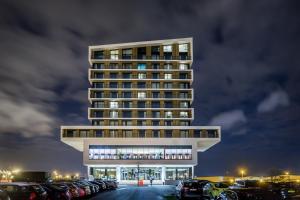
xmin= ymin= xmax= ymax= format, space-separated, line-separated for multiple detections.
xmin=89 ymin=145 xmax=192 ymax=160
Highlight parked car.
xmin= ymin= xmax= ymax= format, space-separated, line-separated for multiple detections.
xmin=0 ymin=182 xmax=47 ymax=200
xmin=0 ymin=189 xmax=10 ymax=200
xmin=41 ymin=183 xmax=71 ymax=200
xmin=176 ymin=180 xmax=210 ymax=200
xmin=75 ymin=180 xmax=98 ymax=194
xmin=73 ymin=182 xmax=91 ymax=196
xmin=265 ymin=182 xmax=300 ymax=200
xmin=203 ymin=182 xmax=230 ymax=199
xmin=59 ymin=182 xmax=80 ymax=199
xmin=217 ymin=188 xmax=282 ymax=200
xmin=229 ymin=180 xmax=260 ymax=189
xmin=90 ymin=180 xmax=106 ymax=191
xmin=103 ymin=180 xmax=118 ymax=190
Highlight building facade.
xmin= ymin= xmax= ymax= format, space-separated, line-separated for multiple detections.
xmin=61 ymin=38 xmax=221 ymax=184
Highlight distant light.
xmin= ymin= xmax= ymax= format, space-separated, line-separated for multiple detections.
xmin=285 ymin=171 xmax=290 ymax=175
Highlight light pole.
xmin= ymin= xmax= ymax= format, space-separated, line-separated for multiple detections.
xmin=239 ymin=169 xmax=246 ymax=179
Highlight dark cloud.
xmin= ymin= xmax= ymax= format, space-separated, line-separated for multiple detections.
xmin=0 ymin=0 xmax=299 ymax=175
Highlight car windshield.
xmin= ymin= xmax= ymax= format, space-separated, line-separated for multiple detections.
xmin=31 ymin=185 xmax=45 ymax=194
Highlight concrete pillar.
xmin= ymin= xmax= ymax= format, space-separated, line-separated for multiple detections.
xmin=162 ymin=166 xmax=166 ymax=184
xmin=192 ymin=166 xmax=194 ymax=178
xmin=116 ymin=166 xmax=121 ymax=182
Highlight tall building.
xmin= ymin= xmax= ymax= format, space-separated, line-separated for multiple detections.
xmin=61 ymin=38 xmax=221 ymax=184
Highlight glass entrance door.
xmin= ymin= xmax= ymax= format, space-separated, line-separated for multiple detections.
xmin=120 ymin=167 xmax=161 ymax=180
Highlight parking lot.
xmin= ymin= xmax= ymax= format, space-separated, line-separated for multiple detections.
xmin=89 ymin=185 xmax=177 ymax=200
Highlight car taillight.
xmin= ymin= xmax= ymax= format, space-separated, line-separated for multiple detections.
xmin=29 ymin=192 xmax=37 ymax=200
xmin=183 ymin=187 xmax=189 ymax=191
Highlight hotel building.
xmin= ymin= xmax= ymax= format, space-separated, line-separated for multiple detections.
xmin=61 ymin=38 xmax=221 ymax=184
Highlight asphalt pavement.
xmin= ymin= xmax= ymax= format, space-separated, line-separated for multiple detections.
xmin=89 ymin=185 xmax=177 ymax=200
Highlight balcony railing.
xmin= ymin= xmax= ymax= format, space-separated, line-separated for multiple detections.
xmin=91 ymin=55 xmax=191 ymax=60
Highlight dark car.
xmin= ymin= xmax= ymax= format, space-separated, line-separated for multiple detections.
xmin=41 ymin=183 xmax=71 ymax=200
xmin=176 ymin=180 xmax=210 ymax=199
xmin=103 ymin=180 xmax=118 ymax=190
xmin=75 ymin=180 xmax=98 ymax=194
xmin=266 ymin=182 xmax=300 ymax=200
xmin=0 ymin=182 xmax=47 ymax=200
xmin=90 ymin=180 xmax=106 ymax=191
xmin=217 ymin=188 xmax=282 ymax=200
xmin=230 ymin=180 xmax=260 ymax=189
xmin=0 ymin=189 xmax=10 ymax=200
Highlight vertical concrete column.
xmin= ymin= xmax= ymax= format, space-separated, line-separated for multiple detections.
xmin=161 ymin=166 xmax=166 ymax=184
xmin=116 ymin=166 xmax=121 ymax=182
xmin=192 ymin=166 xmax=194 ymax=178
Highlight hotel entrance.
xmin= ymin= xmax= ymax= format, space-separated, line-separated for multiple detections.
xmin=120 ymin=167 xmax=161 ymax=180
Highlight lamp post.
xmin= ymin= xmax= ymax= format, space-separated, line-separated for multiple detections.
xmin=239 ymin=169 xmax=246 ymax=179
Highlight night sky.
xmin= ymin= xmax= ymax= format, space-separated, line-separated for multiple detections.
xmin=0 ymin=0 xmax=299 ymax=177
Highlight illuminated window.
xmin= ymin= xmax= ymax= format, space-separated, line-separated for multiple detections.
xmin=179 ymin=44 xmax=188 ymax=52
xmin=180 ymin=111 xmax=188 ymax=118
xmin=165 ymin=111 xmax=173 ymax=118
xmin=164 ymin=64 xmax=172 ymax=70
xmin=110 ymin=50 xmax=119 ymax=60
xmin=137 ymin=63 xmax=146 ymax=70
xmin=164 ymin=74 xmax=172 ymax=79
xmin=109 ymin=101 xmax=118 ymax=108
xmin=179 ymin=64 xmax=189 ymax=70
xmin=110 ymin=111 xmax=118 ymax=118
xmin=138 ymin=73 xmax=147 ymax=79
xmin=163 ymin=45 xmax=172 ymax=52
xmin=138 ymin=92 xmax=146 ymax=99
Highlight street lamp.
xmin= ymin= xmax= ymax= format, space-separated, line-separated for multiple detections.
xmin=239 ymin=169 xmax=246 ymax=179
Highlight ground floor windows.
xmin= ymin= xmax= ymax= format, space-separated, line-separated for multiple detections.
xmin=89 ymin=166 xmax=192 ymax=181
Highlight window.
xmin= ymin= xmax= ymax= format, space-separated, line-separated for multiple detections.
xmin=123 ymin=130 xmax=133 ymax=137
xmin=152 ymin=130 xmax=160 ymax=137
xmin=122 ymin=111 xmax=132 ymax=118
xmin=123 ymin=101 xmax=132 ymax=108
xmin=164 ymin=74 xmax=172 ymax=79
xmin=122 ymin=63 xmax=132 ymax=69
xmin=110 ymin=92 xmax=118 ymax=98
xmin=137 ymin=63 xmax=146 ymax=70
xmin=94 ymin=92 xmax=104 ymax=98
xmin=165 ymin=130 xmax=173 ymax=138
xmin=152 ymin=101 xmax=160 ymax=108
xmin=109 ymin=130 xmax=117 ymax=137
xmin=179 ymin=92 xmax=188 ymax=99
xmin=152 ymin=82 xmax=160 ymax=88
xmin=137 ymin=120 xmax=147 ymax=126
xmin=151 ymin=46 xmax=160 ymax=59
xmin=152 ymin=92 xmax=160 ymax=98
xmin=139 ymin=130 xmax=146 ymax=138
xmin=180 ymin=101 xmax=189 ymax=108
xmin=110 ymin=111 xmax=118 ymax=118
xmin=138 ymin=101 xmax=146 ymax=108
xmin=165 ymin=111 xmax=172 ymax=118
xmin=179 ymin=44 xmax=188 ymax=52
xmin=180 ymin=111 xmax=188 ymax=118
xmin=152 ymin=111 xmax=160 ymax=118
xmin=123 ymin=82 xmax=132 ymax=88
xmin=152 ymin=73 xmax=160 ymax=79
xmin=165 ymin=101 xmax=173 ymax=108
xmin=179 ymin=63 xmax=189 ymax=70
xmin=109 ymin=82 xmax=118 ymax=88
xmin=110 ymin=73 xmax=118 ymax=78
xmin=94 ymin=111 xmax=103 ymax=118
xmin=180 ymin=130 xmax=189 ymax=138
xmin=179 ymin=73 xmax=188 ymax=79
xmin=110 ymin=120 xmax=118 ymax=126
xmin=110 ymin=50 xmax=119 ymax=60
xmin=122 ymin=120 xmax=132 ymax=126
xmin=93 ymin=101 xmax=104 ymax=108
xmin=152 ymin=120 xmax=160 ymax=126
xmin=194 ymin=130 xmax=201 ymax=137
xmin=164 ymin=92 xmax=173 ymax=98
xmin=79 ymin=130 xmax=89 ymax=137
xmin=137 ymin=47 xmax=146 ymax=59
xmin=94 ymin=72 xmax=103 ymax=78
xmin=122 ymin=73 xmax=132 ymax=79
xmin=138 ymin=111 xmax=147 ymax=118
xmin=138 ymin=73 xmax=147 ymax=79
xmin=138 ymin=92 xmax=146 ymax=99
xmin=179 ymin=83 xmax=190 ymax=89
xmin=163 ymin=45 xmax=172 ymax=52
xmin=110 ymin=101 xmax=118 ymax=108
xmin=152 ymin=63 xmax=160 ymax=69
xmin=164 ymin=82 xmax=173 ymax=88
xmin=92 ymin=63 xmax=104 ymax=69
xmin=93 ymin=51 xmax=104 ymax=59
xmin=164 ymin=64 xmax=172 ymax=70
xmin=180 ymin=121 xmax=190 ymax=126
xmin=122 ymin=49 xmax=132 ymax=59
xmin=109 ymin=63 xmax=118 ymax=69
xmin=123 ymin=92 xmax=132 ymax=98
xmin=164 ymin=120 xmax=172 ymax=126
xmin=95 ymin=130 xmax=103 ymax=137
xmin=93 ymin=82 xmax=103 ymax=88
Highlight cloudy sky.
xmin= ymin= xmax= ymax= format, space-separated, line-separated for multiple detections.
xmin=0 ymin=0 xmax=299 ymax=176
